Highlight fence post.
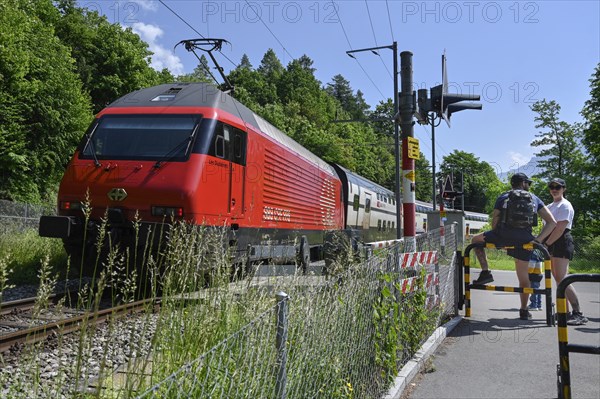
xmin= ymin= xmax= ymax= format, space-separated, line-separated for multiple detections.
xmin=275 ymin=291 xmax=289 ymax=399
xmin=455 ymin=250 xmax=463 ymax=313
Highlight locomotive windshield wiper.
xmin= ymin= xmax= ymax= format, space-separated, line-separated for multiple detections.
xmin=84 ymin=123 xmax=101 ymax=168
xmin=153 ymin=126 xmax=199 ymax=169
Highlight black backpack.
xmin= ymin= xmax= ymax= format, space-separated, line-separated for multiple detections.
xmin=502 ymin=189 xmax=537 ymax=229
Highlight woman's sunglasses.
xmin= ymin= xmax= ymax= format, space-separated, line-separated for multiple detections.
xmin=548 ymin=185 xmax=563 ymax=190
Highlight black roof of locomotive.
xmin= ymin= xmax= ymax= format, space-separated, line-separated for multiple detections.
xmin=106 ymin=83 xmax=260 ymax=126
xmin=105 ymin=83 xmax=336 ymax=175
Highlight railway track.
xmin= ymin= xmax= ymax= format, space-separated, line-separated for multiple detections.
xmin=0 ymin=296 xmax=160 ymax=353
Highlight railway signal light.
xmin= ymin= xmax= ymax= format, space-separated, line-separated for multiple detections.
xmin=430 ymin=85 xmax=482 ymax=127
xmin=430 ymin=54 xmax=482 ymax=127
xmin=415 ymin=89 xmax=431 ymax=125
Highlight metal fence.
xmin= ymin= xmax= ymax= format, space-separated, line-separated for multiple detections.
xmin=0 ymin=199 xmax=54 ymax=232
xmin=135 ymin=226 xmax=459 ymax=399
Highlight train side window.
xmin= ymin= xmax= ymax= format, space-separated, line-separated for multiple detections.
xmin=232 ymin=127 xmax=247 ymax=165
xmin=392 ymin=221 xmax=395 ymax=229
xmin=215 ymin=135 xmax=225 ymax=159
xmin=365 ymin=198 xmax=371 ymax=213
xmin=211 ymin=122 xmax=230 ymax=160
xmin=353 ymin=194 xmax=359 ymax=211
xmin=377 ymin=220 xmax=381 ymax=231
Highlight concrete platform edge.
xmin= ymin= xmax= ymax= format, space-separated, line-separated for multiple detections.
xmin=383 ymin=315 xmax=463 ymax=399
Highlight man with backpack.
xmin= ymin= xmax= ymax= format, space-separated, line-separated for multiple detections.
xmin=471 ymin=172 xmax=557 ymax=320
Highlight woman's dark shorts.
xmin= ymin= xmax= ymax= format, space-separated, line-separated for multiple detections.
xmin=547 ymin=231 xmax=574 ymax=260
xmin=483 ymin=228 xmax=535 ymax=261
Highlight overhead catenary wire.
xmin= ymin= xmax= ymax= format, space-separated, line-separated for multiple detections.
xmin=158 ymin=0 xmax=239 ymax=69
xmin=243 ymin=0 xmax=294 ymax=62
xmin=364 ymin=0 xmax=393 ymax=80
xmin=419 ymin=123 xmax=447 ymax=166
xmin=385 ymin=0 xmax=396 ymax=43
xmin=331 ymin=1 xmax=387 ymax=101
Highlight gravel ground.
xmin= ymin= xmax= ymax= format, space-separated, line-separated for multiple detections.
xmin=0 ymin=281 xmax=158 ymax=398
xmin=1 ymin=278 xmax=93 ymax=302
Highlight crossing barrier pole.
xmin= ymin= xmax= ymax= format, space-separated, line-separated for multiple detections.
xmin=556 ymin=274 xmax=600 ymax=399
xmin=463 ymin=242 xmax=553 ymax=325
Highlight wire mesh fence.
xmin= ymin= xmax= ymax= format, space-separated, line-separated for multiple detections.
xmin=135 ymin=226 xmax=459 ymax=399
xmin=0 ymin=199 xmax=54 ymax=233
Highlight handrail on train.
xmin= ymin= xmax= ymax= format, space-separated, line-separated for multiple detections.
xmin=556 ymin=273 xmax=600 ymax=399
xmin=461 ymin=241 xmax=554 ymax=326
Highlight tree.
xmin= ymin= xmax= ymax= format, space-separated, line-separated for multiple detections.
xmin=53 ymin=1 xmax=171 ymax=113
xmin=530 ymin=100 xmax=583 ymax=179
xmin=326 ymin=74 xmax=370 ymax=121
xmin=529 ymin=99 xmax=589 ymax=232
xmin=578 ymin=64 xmax=600 ymax=236
xmin=257 ymin=49 xmax=284 ymax=81
xmin=414 ymin=154 xmax=432 ymax=203
xmin=439 ymin=151 xmax=502 ymax=213
xmin=252 ymin=49 xmax=284 ymax=105
xmin=581 ymin=64 xmax=600 ymax=165
xmin=239 ymin=54 xmax=253 ymax=70
xmin=0 ymin=0 xmax=91 ymax=202
xmin=177 ymin=55 xmax=213 ymax=83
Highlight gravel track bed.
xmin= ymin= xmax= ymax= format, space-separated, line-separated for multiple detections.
xmin=0 ymin=281 xmax=158 ymax=398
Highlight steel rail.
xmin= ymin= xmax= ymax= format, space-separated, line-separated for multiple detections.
xmin=0 ymin=297 xmax=160 ymax=353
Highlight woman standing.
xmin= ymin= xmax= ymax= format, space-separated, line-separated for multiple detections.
xmin=545 ymin=178 xmax=588 ymax=325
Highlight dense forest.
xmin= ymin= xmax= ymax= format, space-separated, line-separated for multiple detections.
xmin=1 ymin=0 xmax=599 ymax=241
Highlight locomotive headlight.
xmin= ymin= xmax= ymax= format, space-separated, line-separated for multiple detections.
xmin=151 ymin=206 xmax=184 ymax=218
xmin=60 ymin=201 xmax=82 ymax=211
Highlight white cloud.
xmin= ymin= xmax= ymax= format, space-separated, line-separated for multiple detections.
xmin=131 ymin=0 xmax=159 ymax=12
xmin=131 ymin=22 xmax=184 ymax=76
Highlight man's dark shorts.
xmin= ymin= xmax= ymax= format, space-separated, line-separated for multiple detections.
xmin=483 ymin=228 xmax=535 ymax=261
xmin=548 ymin=231 xmax=574 ymax=260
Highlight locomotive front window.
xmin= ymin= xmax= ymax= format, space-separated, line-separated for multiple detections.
xmin=80 ymin=115 xmax=199 ymax=161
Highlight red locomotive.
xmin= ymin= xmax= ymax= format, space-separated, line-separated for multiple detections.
xmin=39 ymin=83 xmax=398 ymax=270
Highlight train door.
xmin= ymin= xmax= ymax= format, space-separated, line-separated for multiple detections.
xmin=362 ymin=192 xmax=372 ymax=230
xmin=204 ymin=123 xmax=230 ymax=217
xmin=207 ymin=122 xmax=246 ymax=218
xmin=227 ymin=125 xmax=246 ymax=220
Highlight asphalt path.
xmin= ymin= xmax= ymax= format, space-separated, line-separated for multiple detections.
xmin=406 ymin=270 xmax=600 ymax=399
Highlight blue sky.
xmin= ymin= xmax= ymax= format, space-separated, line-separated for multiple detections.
xmin=80 ymin=1 xmax=599 ymax=176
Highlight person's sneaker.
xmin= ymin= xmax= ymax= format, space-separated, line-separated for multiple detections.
xmin=473 ymin=270 xmax=494 ymax=284
xmin=567 ymin=311 xmax=589 ymax=325
xmin=528 ymin=304 xmax=542 ymax=311
xmin=519 ymin=309 xmax=532 ymax=320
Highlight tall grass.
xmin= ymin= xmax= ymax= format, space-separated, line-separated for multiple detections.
xmin=0 ymin=220 xmax=450 ymax=398
xmin=0 ymin=224 xmax=68 ymax=285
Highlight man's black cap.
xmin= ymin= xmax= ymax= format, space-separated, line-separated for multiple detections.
xmin=548 ymin=177 xmax=566 ymax=188
xmin=511 ymin=172 xmax=533 ymax=185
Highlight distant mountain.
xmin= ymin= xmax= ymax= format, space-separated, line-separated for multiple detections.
xmin=497 ymin=156 xmax=544 ymax=181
